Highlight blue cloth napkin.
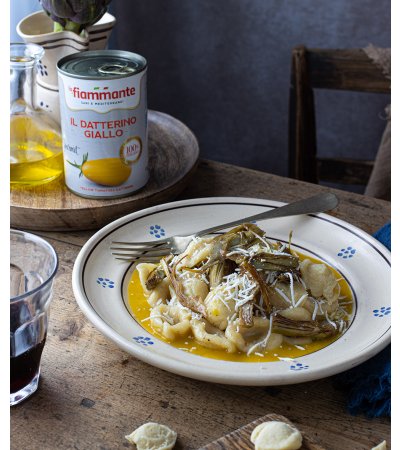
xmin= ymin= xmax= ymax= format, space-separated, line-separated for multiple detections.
xmin=336 ymin=222 xmax=391 ymax=418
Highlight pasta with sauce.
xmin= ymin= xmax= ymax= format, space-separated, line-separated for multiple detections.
xmin=135 ymin=223 xmax=351 ymax=359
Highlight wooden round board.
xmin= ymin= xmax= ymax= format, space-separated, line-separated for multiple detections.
xmin=10 ymin=110 xmax=200 ymax=231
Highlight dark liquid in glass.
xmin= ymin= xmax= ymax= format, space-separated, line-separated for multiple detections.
xmin=10 ymin=339 xmax=46 ymax=394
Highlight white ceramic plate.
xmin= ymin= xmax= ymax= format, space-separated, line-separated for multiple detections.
xmin=72 ymin=197 xmax=391 ymax=386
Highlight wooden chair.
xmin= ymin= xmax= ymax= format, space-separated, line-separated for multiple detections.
xmin=288 ymin=46 xmax=391 ymax=185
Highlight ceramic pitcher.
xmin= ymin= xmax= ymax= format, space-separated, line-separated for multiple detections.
xmin=16 ymin=11 xmax=116 ymax=122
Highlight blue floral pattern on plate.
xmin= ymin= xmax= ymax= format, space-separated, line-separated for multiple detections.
xmin=96 ymin=278 xmax=115 ymax=288
xmin=373 ymin=307 xmax=391 ymax=317
xmin=338 ymin=247 xmax=356 ymax=259
xmin=133 ymin=336 xmax=154 ymax=346
xmin=290 ymin=363 xmax=309 ymax=371
xmin=150 ymin=225 xmax=165 ymax=238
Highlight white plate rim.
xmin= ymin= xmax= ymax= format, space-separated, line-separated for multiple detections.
xmin=72 ymin=196 xmax=391 ymax=386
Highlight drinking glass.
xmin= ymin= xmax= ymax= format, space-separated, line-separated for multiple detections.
xmin=10 ymin=230 xmax=58 ymax=406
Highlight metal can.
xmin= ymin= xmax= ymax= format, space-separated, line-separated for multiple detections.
xmin=57 ymin=50 xmax=148 ymax=199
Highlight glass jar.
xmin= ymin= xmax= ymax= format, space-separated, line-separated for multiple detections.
xmin=10 ymin=43 xmax=63 ymax=186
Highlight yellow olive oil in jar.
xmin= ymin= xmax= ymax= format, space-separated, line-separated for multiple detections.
xmin=10 ymin=116 xmax=63 ymax=185
xmin=10 ymin=45 xmax=63 ymax=186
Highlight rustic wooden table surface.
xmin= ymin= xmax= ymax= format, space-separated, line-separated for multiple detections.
xmin=11 ymin=159 xmax=391 ymax=450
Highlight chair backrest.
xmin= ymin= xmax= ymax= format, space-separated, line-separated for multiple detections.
xmin=288 ymin=45 xmax=391 ymax=185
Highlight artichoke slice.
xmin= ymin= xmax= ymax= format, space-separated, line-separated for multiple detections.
xmin=240 ymin=260 xmax=272 ymax=314
xmin=201 ymin=223 xmax=266 ymax=271
xmin=209 ymin=259 xmax=236 ymax=290
xmin=272 ymin=313 xmax=340 ymax=339
xmin=145 ymin=255 xmax=173 ymax=291
xmin=239 ymin=301 xmax=254 ymax=327
xmin=161 ymin=258 xmax=207 ymax=317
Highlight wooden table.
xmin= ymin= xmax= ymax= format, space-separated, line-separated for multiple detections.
xmin=11 ymin=159 xmax=391 ymax=450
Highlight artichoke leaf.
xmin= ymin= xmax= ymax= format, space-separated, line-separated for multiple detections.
xmin=161 ymin=258 xmax=207 ymax=317
xmin=238 ymin=301 xmax=254 ymax=327
xmin=272 ymin=313 xmax=340 ymax=339
xmin=144 ymin=255 xmax=173 ymax=291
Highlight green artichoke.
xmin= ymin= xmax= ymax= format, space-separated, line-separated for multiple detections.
xmin=40 ymin=0 xmax=112 ymax=34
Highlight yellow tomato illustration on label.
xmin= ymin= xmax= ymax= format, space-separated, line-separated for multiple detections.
xmin=67 ymin=153 xmax=131 ymax=186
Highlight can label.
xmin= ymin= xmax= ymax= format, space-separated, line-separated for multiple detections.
xmin=58 ymin=68 xmax=148 ymax=198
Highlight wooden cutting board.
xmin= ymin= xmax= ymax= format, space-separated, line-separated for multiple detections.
xmin=199 ymin=414 xmax=326 ymax=450
xmin=10 ymin=110 xmax=199 ymax=231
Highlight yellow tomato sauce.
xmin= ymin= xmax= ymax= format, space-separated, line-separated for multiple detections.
xmin=128 ymin=252 xmax=353 ymax=363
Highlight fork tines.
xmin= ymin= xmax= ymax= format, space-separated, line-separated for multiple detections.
xmin=111 ymin=239 xmax=167 ymax=246
xmin=115 ymin=256 xmax=164 ymax=262
xmin=110 ymin=246 xmax=170 ymax=253
xmin=111 ymin=251 xmax=168 ymax=257
xmin=110 ymin=240 xmax=171 ymax=262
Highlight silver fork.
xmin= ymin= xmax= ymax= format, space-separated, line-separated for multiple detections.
xmin=111 ymin=192 xmax=339 ymax=262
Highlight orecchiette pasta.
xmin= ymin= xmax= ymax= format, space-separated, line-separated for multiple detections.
xmin=190 ymin=318 xmax=236 ymax=353
xmin=205 ymin=272 xmax=259 ymax=330
xmin=279 ymin=307 xmax=312 ymax=321
xmin=300 ymin=259 xmax=340 ymax=304
xmin=150 ymin=305 xmax=191 ymax=340
xmin=125 ymin=422 xmax=177 ymax=450
xmin=134 ymin=223 xmax=351 ymax=360
xmin=176 ymin=237 xmax=213 ymax=269
xmin=180 ymin=271 xmax=209 ymax=301
xmin=148 ymin=278 xmax=171 ymax=308
xmin=204 ymin=284 xmax=237 ymax=330
xmin=268 ymin=281 xmax=308 ymax=310
xmin=137 ymin=263 xmax=158 ymax=296
xmin=302 ymin=297 xmax=339 ymax=318
xmin=225 ymin=317 xmax=283 ymax=352
xmin=251 ymin=421 xmax=302 ymax=450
